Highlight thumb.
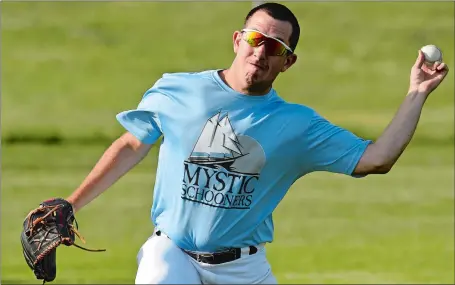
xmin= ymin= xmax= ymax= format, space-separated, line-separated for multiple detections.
xmin=414 ymin=50 xmax=425 ymax=69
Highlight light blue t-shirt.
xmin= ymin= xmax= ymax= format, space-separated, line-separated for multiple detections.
xmin=116 ymin=70 xmax=371 ymax=252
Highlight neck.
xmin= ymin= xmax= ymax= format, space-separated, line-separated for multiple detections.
xmin=219 ymin=67 xmax=272 ymax=96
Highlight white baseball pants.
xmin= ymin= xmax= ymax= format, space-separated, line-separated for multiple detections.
xmin=135 ymin=231 xmax=277 ymax=284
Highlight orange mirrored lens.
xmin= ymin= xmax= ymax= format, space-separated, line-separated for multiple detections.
xmin=243 ymin=31 xmax=287 ymax=56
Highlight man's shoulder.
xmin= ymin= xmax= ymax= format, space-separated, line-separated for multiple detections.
xmin=273 ymin=99 xmax=316 ymax=119
xmin=143 ymin=70 xmax=218 ymax=99
xmin=158 ymin=69 xmax=217 ymax=83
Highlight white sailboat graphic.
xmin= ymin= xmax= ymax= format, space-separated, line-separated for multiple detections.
xmin=188 ymin=112 xmax=247 ymax=170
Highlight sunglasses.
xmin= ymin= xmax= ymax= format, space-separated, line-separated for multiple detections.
xmin=241 ymin=28 xmax=293 ymax=56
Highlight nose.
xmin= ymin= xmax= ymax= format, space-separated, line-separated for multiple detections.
xmin=253 ymin=43 xmax=267 ymax=59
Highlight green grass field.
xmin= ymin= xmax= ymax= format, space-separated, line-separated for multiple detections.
xmin=2 ymin=2 xmax=454 ymax=284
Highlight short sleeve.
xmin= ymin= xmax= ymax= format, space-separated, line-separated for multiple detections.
xmin=116 ymin=86 xmax=169 ymax=144
xmin=301 ymin=111 xmax=372 ymax=177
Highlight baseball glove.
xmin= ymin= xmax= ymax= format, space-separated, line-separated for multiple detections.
xmin=20 ymin=198 xmax=105 ymax=284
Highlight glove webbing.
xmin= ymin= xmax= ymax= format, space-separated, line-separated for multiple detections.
xmin=28 ymin=205 xmax=106 ymax=252
xmin=27 ymin=204 xmax=106 ymax=285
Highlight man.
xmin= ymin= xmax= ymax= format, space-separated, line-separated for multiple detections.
xmin=65 ymin=2 xmax=448 ymax=284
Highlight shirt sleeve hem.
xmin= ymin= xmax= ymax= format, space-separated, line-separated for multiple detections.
xmin=116 ymin=110 xmax=162 ymax=145
xmin=348 ymin=139 xmax=373 ymax=178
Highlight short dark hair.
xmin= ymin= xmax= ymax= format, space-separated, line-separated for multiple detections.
xmin=244 ymin=2 xmax=300 ymax=52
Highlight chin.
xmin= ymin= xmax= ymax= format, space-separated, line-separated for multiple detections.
xmin=245 ymin=74 xmax=259 ymax=87
xmin=245 ymin=77 xmax=272 ymax=94
xmin=245 ymin=70 xmax=267 ymax=84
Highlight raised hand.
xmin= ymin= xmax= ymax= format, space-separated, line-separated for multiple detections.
xmin=409 ymin=50 xmax=449 ymax=95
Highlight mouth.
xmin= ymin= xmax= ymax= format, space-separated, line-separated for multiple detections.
xmin=249 ymin=62 xmax=267 ymax=71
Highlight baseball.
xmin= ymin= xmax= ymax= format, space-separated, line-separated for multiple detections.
xmin=420 ymin=45 xmax=442 ymax=63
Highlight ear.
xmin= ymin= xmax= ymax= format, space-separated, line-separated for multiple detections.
xmin=233 ymin=31 xmax=242 ymax=54
xmin=281 ymin=54 xmax=297 ymax=72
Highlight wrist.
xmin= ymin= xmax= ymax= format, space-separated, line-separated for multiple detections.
xmin=406 ymin=90 xmax=428 ymax=106
xmin=66 ymin=197 xmax=79 ymax=213
xmin=407 ymin=88 xmax=428 ymax=98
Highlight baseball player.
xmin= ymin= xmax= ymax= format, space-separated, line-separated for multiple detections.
xmin=64 ymin=2 xmax=449 ymax=284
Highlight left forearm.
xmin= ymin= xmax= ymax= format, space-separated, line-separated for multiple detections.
xmin=355 ymin=90 xmax=427 ymax=174
xmin=373 ymin=90 xmax=427 ymax=168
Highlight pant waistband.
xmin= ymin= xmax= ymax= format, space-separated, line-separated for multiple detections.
xmin=153 ymin=229 xmax=260 ymax=265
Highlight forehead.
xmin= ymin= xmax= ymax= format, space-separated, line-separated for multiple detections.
xmin=245 ymin=10 xmax=293 ymax=44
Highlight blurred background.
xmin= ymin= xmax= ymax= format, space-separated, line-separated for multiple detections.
xmin=1 ymin=1 xmax=454 ymax=284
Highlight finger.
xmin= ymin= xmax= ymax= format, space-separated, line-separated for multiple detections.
xmin=431 ymin=61 xmax=441 ymax=70
xmin=434 ymin=67 xmax=449 ymax=82
xmin=436 ymin=62 xmax=447 ymax=71
xmin=414 ymin=50 xmax=425 ymax=69
xmin=422 ymin=63 xmax=436 ymax=74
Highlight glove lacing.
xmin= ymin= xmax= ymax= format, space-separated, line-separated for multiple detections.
xmin=27 ymin=205 xmax=105 ymax=252
xmin=69 ymin=217 xmax=106 ymax=252
xmin=26 ymin=204 xmax=106 ymax=284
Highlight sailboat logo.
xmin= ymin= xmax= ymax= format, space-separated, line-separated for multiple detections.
xmin=186 ymin=111 xmax=265 ymax=175
xmin=182 ymin=111 xmax=265 ymax=209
